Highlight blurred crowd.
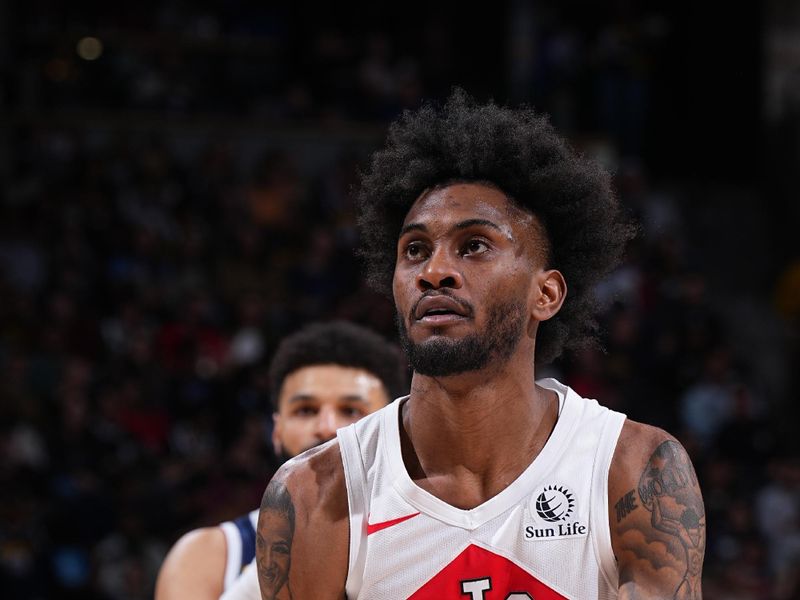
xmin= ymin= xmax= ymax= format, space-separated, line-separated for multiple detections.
xmin=0 ymin=125 xmax=398 ymax=599
xmin=2 ymin=1 xmax=799 ymax=599
xmin=9 ymin=1 xmax=442 ymax=123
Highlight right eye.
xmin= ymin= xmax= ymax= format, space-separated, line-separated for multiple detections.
xmin=403 ymin=241 xmax=428 ymax=260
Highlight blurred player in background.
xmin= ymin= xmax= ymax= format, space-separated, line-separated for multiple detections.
xmin=155 ymin=321 xmax=406 ymax=599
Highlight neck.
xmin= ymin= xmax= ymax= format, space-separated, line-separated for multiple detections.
xmin=401 ymin=351 xmax=558 ymax=497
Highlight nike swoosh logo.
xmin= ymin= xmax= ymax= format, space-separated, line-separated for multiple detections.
xmin=366 ymin=512 xmax=420 ymax=535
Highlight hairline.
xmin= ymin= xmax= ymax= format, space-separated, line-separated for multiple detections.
xmin=273 ymin=362 xmax=390 ymax=414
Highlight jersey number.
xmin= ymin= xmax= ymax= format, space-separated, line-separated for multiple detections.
xmin=461 ymin=578 xmax=533 ymax=599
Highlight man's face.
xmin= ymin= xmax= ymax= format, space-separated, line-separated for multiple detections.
xmin=393 ymin=182 xmax=545 ymax=376
xmin=257 ymin=510 xmax=292 ymax=598
xmin=272 ymin=364 xmax=390 ymax=458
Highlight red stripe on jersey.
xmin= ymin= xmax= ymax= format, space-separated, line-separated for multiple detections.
xmin=366 ymin=512 xmax=421 ymax=535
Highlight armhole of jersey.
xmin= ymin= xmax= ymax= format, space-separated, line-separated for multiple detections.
xmin=590 ymin=410 xmax=626 ymax=592
xmin=219 ymin=521 xmax=241 ymax=591
xmin=337 ymin=425 xmax=368 ymax=598
xmin=235 ymin=513 xmax=257 ymax=574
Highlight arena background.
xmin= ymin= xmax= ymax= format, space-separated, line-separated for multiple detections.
xmin=1 ymin=1 xmax=799 ymax=598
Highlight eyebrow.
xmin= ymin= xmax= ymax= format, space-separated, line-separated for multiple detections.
xmin=455 ymin=218 xmax=503 ymax=233
xmin=399 ymin=222 xmax=428 ymax=236
xmin=286 ymin=393 xmax=367 ymax=404
xmin=399 ymin=218 xmax=504 ymax=237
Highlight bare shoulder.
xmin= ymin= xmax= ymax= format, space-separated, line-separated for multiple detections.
xmin=609 ymin=420 xmax=681 ymax=491
xmin=256 ymin=439 xmax=349 ymax=600
xmin=264 ymin=437 xmax=348 ymax=524
xmin=608 ymin=419 xmax=706 ymax=599
xmin=155 ymin=526 xmax=227 ymax=600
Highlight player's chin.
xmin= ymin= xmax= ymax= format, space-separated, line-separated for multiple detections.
xmin=260 ymin=567 xmax=278 ymax=584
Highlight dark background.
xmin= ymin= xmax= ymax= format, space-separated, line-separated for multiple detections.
xmin=1 ymin=1 xmax=799 ymax=598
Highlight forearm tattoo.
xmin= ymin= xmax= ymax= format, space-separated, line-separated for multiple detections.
xmin=257 ymin=480 xmax=296 ymax=600
xmin=622 ymin=440 xmax=705 ymax=599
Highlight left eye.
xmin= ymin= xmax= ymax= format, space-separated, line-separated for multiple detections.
xmin=341 ymin=407 xmax=365 ymax=418
xmin=463 ymin=240 xmax=488 ymax=255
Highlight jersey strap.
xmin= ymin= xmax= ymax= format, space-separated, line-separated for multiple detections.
xmin=234 ymin=514 xmax=257 ymax=572
xmin=220 ymin=510 xmax=259 ymax=591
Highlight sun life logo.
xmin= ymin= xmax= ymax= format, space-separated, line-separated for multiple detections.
xmin=534 ymin=485 xmax=575 ymax=523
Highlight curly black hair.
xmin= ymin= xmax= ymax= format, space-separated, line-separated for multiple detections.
xmin=356 ymin=89 xmax=637 ymax=364
xmin=268 ymin=320 xmax=408 ymax=410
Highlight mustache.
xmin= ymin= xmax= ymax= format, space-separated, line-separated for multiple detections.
xmin=409 ymin=290 xmax=474 ymax=321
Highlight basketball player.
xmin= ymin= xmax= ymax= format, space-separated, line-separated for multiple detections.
xmin=154 ymin=321 xmax=406 ymax=600
xmin=255 ymin=91 xmax=706 ymax=599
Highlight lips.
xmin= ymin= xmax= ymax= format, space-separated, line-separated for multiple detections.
xmin=414 ymin=295 xmax=470 ymax=321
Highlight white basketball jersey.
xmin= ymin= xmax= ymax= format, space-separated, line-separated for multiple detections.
xmin=220 ymin=509 xmax=258 ymax=591
xmin=337 ymin=378 xmax=626 ymax=599
xmin=219 ymin=559 xmax=259 ymax=600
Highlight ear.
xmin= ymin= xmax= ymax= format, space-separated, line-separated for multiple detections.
xmin=530 ymin=269 xmax=567 ymax=324
xmin=271 ymin=413 xmax=283 ymax=456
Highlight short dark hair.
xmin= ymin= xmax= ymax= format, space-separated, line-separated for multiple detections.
xmin=356 ymin=90 xmax=636 ymax=363
xmin=268 ymin=320 xmax=408 ymax=410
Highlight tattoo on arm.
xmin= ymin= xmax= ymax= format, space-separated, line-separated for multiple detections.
xmin=257 ymin=480 xmax=296 ymax=600
xmin=615 ymin=489 xmax=638 ymax=522
xmin=636 ymin=440 xmax=705 ymax=600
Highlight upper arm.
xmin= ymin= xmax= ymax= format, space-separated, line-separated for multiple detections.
xmin=155 ymin=526 xmax=228 ymax=600
xmin=256 ymin=441 xmax=349 ymax=600
xmin=608 ymin=421 xmax=706 ymax=599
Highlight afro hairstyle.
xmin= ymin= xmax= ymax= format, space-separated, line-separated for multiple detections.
xmin=356 ymin=89 xmax=637 ymax=364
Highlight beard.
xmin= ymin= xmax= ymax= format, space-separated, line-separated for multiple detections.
xmin=397 ymin=296 xmax=527 ymax=377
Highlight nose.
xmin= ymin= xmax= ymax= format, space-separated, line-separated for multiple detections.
xmin=314 ymin=406 xmax=339 ymax=441
xmin=264 ymin=544 xmax=275 ymax=568
xmin=417 ymin=247 xmax=463 ymax=291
